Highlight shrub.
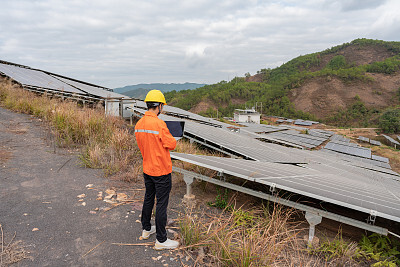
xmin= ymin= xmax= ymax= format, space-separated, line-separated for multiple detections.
xmin=359 ymin=233 xmax=400 ymax=266
xmin=328 ymin=55 xmax=347 ymax=70
xmin=379 ymin=108 xmax=400 ymax=133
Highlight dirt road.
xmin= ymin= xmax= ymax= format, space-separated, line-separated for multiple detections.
xmin=0 ymin=107 xmax=184 ymax=266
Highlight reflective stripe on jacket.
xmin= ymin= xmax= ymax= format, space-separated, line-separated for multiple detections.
xmin=135 ymin=111 xmax=177 ymax=176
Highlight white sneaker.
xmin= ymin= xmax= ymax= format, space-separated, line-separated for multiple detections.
xmin=141 ymin=226 xmax=156 ymax=240
xmin=154 ymin=238 xmax=179 ymax=250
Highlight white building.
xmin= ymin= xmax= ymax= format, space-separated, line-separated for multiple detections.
xmin=233 ymin=108 xmax=260 ymax=124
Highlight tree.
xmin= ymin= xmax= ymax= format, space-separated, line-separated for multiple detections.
xmin=379 ymin=108 xmax=400 ymax=133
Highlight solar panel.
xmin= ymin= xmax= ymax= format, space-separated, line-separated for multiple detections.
xmin=308 ymin=129 xmax=333 ymax=138
xmin=0 ymin=63 xmax=84 ymax=94
xmin=264 ymin=130 xmax=327 ymax=148
xmin=254 ymin=134 xmax=305 ymax=149
xmin=370 ymin=140 xmax=382 ymax=146
xmin=382 ymin=134 xmax=400 ymax=147
xmin=320 ymin=149 xmax=393 ymax=170
xmin=171 ymin=152 xmax=400 ymax=223
xmin=324 ymin=141 xmax=372 ymax=158
xmin=313 ymin=129 xmax=334 ymax=135
xmin=180 ymin=119 xmax=308 ymax=163
xmin=358 ymin=136 xmax=370 ymax=142
xmin=306 ymin=120 xmax=320 ymax=124
xmin=294 ymin=120 xmax=313 ymax=126
xmin=330 ymin=134 xmax=351 ymax=143
xmin=284 ymin=125 xmax=310 ymax=131
xmin=134 ymin=99 xmax=228 ymax=128
xmin=237 ymin=122 xmax=289 ymax=133
xmin=52 ymin=75 xmax=126 ymax=99
xmin=372 ymin=155 xmax=390 ymax=163
xmin=329 ymin=139 xmax=359 ymax=147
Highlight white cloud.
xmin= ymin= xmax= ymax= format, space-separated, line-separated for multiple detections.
xmin=0 ymin=0 xmax=399 ymax=88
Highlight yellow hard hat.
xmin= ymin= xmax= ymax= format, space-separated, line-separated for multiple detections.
xmin=144 ymin=90 xmax=167 ymax=105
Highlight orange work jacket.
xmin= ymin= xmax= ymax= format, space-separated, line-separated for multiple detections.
xmin=134 ymin=111 xmax=177 ymax=176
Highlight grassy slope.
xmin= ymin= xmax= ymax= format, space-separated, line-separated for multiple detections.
xmin=165 ymin=38 xmax=400 ymax=126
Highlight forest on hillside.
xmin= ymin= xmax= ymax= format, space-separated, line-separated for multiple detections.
xmin=165 ymin=39 xmax=400 ymax=129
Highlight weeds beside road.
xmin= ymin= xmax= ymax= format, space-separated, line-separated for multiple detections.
xmin=0 ymin=78 xmax=142 ymax=180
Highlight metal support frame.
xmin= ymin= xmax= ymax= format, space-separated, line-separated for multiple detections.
xmin=172 ymin=166 xmax=389 ymax=241
xmin=305 ymin=211 xmax=322 ymax=245
xmin=368 ymin=210 xmax=378 ymax=225
xmin=183 ymin=174 xmax=194 ymax=196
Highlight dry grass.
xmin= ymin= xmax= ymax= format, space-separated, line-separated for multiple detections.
xmin=177 ymin=201 xmax=373 ymax=266
xmin=0 ymin=224 xmax=31 ymax=266
xmin=0 ymin=78 xmax=142 ymax=178
xmin=177 ymin=202 xmax=322 ymax=267
xmin=173 ymin=139 xmax=223 ymax=179
xmin=0 ymin=78 xmax=208 ymax=182
xmin=371 ymin=145 xmax=400 ymax=173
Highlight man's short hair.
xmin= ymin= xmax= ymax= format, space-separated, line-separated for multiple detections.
xmin=146 ymin=102 xmax=161 ymax=109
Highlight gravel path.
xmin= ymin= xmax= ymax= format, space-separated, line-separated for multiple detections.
xmin=0 ymin=107 xmax=185 ymax=266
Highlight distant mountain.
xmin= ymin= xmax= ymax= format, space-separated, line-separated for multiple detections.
xmin=114 ymin=82 xmax=206 ymax=99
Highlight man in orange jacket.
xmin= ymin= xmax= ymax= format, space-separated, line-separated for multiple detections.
xmin=134 ymin=90 xmax=179 ymax=250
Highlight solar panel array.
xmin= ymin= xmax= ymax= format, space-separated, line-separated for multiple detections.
xmin=324 ymin=141 xmax=372 ymax=158
xmin=133 ymin=99 xmax=227 ymax=127
xmin=131 ymin=104 xmax=394 ymax=173
xmin=358 ymin=136 xmax=384 ymax=147
xmin=274 ymin=118 xmax=319 ymax=126
xmin=263 ymin=129 xmax=327 ymax=148
xmin=308 ymin=129 xmax=334 ymax=138
xmin=322 ymin=149 xmax=391 ymax=169
xmin=130 ymin=106 xmax=305 ymax=162
xmin=237 ymin=122 xmax=289 ymax=133
xmin=181 ymin=119 xmax=309 ymax=163
xmin=0 ymin=62 xmax=127 ymax=100
xmin=53 ymin=75 xmax=124 ymax=99
xmin=171 ymin=152 xmax=400 ymax=223
xmin=132 ymin=94 xmax=400 ymax=227
xmin=0 ymin=64 xmax=83 ymax=94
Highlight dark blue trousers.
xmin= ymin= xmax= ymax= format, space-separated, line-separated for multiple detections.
xmin=141 ymin=172 xmax=172 ymax=243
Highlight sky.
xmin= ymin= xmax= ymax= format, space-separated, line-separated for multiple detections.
xmin=0 ymin=0 xmax=399 ymax=88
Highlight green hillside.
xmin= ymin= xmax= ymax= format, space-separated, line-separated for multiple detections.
xmin=165 ymin=39 xmax=400 ymax=127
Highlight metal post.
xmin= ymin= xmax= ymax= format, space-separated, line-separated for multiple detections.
xmin=119 ymin=99 xmax=123 ymax=118
xmin=183 ymin=174 xmax=195 ymax=207
xmin=305 ymin=211 xmax=322 ymax=246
